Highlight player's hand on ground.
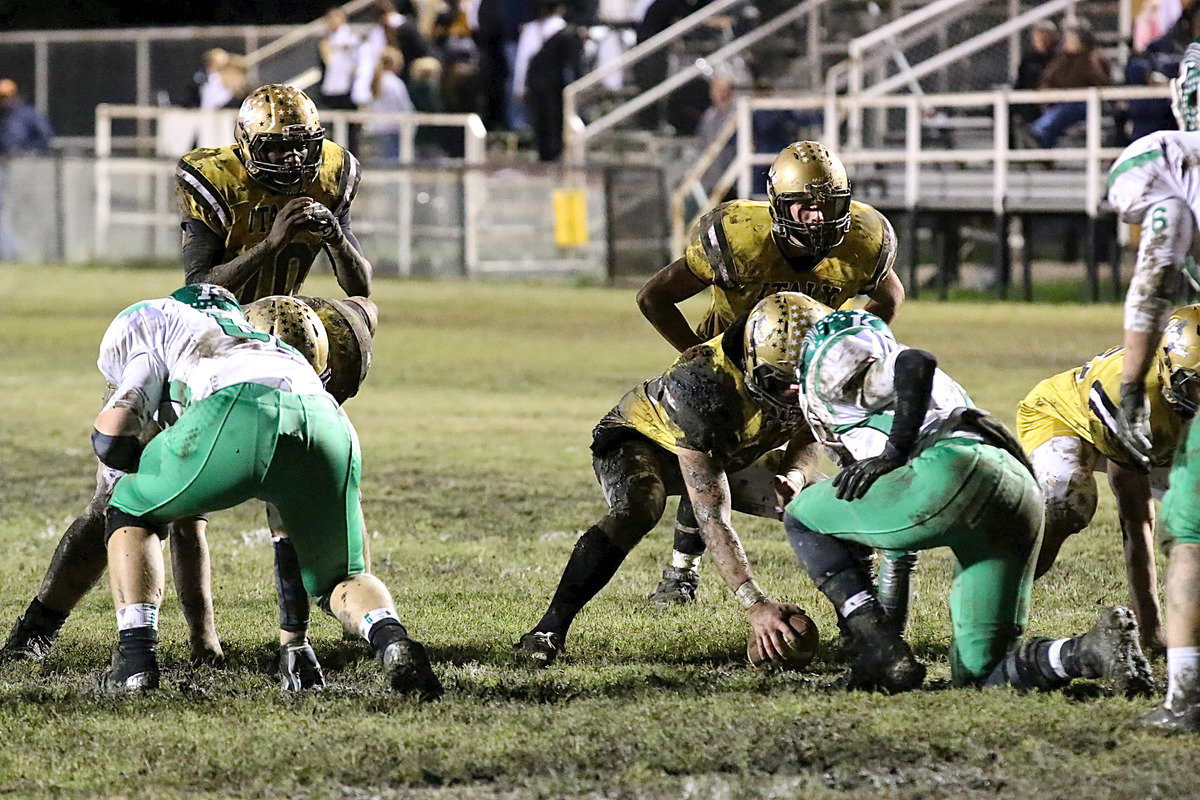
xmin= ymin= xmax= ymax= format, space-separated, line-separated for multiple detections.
xmin=266 ymin=197 xmax=317 ymax=251
xmin=1115 ymin=381 xmax=1154 ymax=473
xmin=745 ymin=599 xmax=804 ymax=663
xmin=833 ymin=446 xmax=906 ymax=500
xmin=189 ymin=636 xmax=225 ymax=666
xmin=301 ymin=201 xmax=340 ymax=242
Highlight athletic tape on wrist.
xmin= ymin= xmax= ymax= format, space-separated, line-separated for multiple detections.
xmin=735 ymin=581 xmax=768 ymax=610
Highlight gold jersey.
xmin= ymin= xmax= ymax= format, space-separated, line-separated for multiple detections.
xmin=593 ymin=329 xmax=807 ymax=471
xmin=1017 ymin=347 xmax=1183 ymax=467
xmin=685 ymin=199 xmax=896 ymax=338
xmin=175 ymin=139 xmax=361 ymax=303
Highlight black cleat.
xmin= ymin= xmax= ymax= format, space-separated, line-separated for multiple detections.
xmin=1143 ymin=703 xmax=1200 ymax=733
xmin=0 ymin=615 xmax=57 ymax=663
xmin=381 ymin=638 xmax=442 ymax=700
xmin=1072 ymin=606 xmax=1154 ymax=697
xmin=648 ymin=568 xmax=699 ymax=606
xmin=97 ymin=646 xmax=159 ymax=694
xmin=278 ymin=639 xmax=326 ymax=692
xmin=513 ymin=630 xmax=563 ymax=668
xmin=847 ymin=635 xmax=926 ymax=693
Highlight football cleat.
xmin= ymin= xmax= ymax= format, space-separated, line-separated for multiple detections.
xmin=514 ymin=631 xmax=563 ymax=668
xmin=1143 ymin=703 xmax=1200 ymax=733
xmin=846 ymin=636 xmax=926 ymax=693
xmin=278 ymin=639 xmax=326 ymax=692
xmin=648 ymin=568 xmax=699 ymax=606
xmin=1071 ymin=606 xmax=1154 ymax=697
xmin=0 ymin=615 xmax=57 ymax=663
xmin=380 ymin=638 xmax=442 ymax=701
xmin=96 ymin=646 xmax=160 ymax=694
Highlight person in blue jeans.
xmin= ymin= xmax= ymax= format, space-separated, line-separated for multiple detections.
xmin=1027 ymin=21 xmax=1112 ymax=147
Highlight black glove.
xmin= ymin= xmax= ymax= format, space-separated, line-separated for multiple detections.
xmin=833 ymin=443 xmax=906 ymax=500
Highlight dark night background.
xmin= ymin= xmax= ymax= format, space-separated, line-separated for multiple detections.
xmin=1 ymin=0 xmax=336 ymax=29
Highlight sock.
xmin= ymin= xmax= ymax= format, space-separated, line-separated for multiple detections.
xmin=24 ymin=598 xmax=70 ymax=636
xmin=273 ymin=537 xmax=310 ymax=634
xmin=670 ymin=549 xmax=701 ymax=572
xmin=876 ymin=552 xmax=918 ymax=629
xmin=785 ymin=514 xmax=874 ymax=610
xmin=115 ymin=610 xmax=159 ymax=674
xmin=364 ymin=610 xmax=408 ymax=656
xmin=1166 ymin=646 xmax=1200 ymax=710
xmin=535 ymin=526 xmax=627 ymax=637
xmin=983 ymin=637 xmax=1068 ymax=690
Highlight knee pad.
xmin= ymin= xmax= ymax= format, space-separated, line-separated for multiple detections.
xmin=105 ymin=505 xmax=167 ymax=543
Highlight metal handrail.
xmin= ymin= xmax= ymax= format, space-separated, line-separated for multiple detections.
xmin=566 ymin=0 xmax=832 ymax=163
xmin=0 ymin=24 xmax=294 ymax=43
xmin=670 ymin=85 xmax=1174 ymax=249
xmin=667 ymin=113 xmax=738 ymax=254
xmin=241 ymin=0 xmax=377 ymax=67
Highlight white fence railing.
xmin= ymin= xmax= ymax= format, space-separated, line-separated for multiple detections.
xmin=94 ymin=105 xmax=488 ymax=275
xmin=671 ymin=84 xmax=1174 ymax=253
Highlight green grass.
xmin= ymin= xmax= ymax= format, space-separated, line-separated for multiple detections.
xmin=0 ymin=264 xmax=1194 ymax=799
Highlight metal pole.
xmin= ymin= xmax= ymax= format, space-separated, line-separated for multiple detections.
xmin=736 ymin=96 xmax=753 ymax=198
xmin=94 ymin=105 xmax=112 ymax=259
xmin=904 ymin=97 xmax=919 ymax=211
xmin=34 ymin=38 xmax=50 ymax=118
xmin=462 ymin=114 xmax=486 ymax=276
xmin=136 ymin=36 xmax=151 ymax=155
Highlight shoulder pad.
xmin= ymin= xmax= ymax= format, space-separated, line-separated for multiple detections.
xmin=830 ymin=202 xmax=896 ymax=292
xmin=176 ymin=148 xmax=237 ymax=233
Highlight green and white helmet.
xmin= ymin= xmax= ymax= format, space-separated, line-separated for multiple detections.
xmin=170 ymin=284 xmax=243 ymax=316
xmin=1172 ymin=41 xmax=1200 ymax=132
xmin=797 ymin=309 xmax=892 ymax=383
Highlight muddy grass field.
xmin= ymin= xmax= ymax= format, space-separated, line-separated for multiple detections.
xmin=0 ymin=264 xmax=1196 ymax=799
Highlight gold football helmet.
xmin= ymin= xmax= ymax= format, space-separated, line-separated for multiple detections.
xmin=766 ymin=141 xmax=852 ymax=257
xmin=244 ymin=295 xmax=330 ymax=379
xmin=235 ymin=84 xmax=325 ymax=191
xmin=744 ymin=291 xmax=832 ymax=410
xmin=1159 ymin=304 xmax=1200 ymax=418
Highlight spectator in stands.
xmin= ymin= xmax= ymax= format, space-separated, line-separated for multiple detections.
xmin=524 ymin=0 xmax=585 ymax=161
xmin=432 ymin=0 xmax=478 ymax=64
xmin=364 ymin=48 xmax=415 ymax=160
xmin=1123 ymin=39 xmax=1179 ymax=143
xmin=408 ymin=56 xmax=447 ymax=157
xmin=0 ymin=78 xmax=52 ymax=261
xmin=513 ymin=0 xmax=569 ymax=112
xmin=1147 ymin=0 xmax=1200 ymax=56
xmin=1027 ymin=21 xmax=1112 ymax=148
xmin=354 ymin=0 xmax=428 ymax=106
xmin=319 ymin=8 xmax=361 ymax=111
xmin=476 ymin=0 xmax=519 ymax=130
xmin=185 ymin=48 xmax=241 ymax=110
xmin=0 ymin=79 xmax=52 ymax=156
xmin=696 ymin=74 xmax=735 ymax=202
xmin=1012 ymin=21 xmax=1058 ymax=126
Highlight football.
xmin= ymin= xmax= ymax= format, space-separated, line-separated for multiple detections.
xmin=746 ymin=610 xmax=820 ymax=669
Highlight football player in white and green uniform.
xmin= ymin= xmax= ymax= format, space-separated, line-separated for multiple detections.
xmin=90 ymin=285 xmax=439 ymax=699
xmin=1108 ymin=40 xmax=1200 ymax=730
xmin=782 ymin=310 xmax=1153 ymax=693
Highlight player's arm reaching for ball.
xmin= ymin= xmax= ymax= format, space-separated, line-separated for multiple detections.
xmin=1117 ymin=197 xmax=1193 ymax=466
xmin=1106 ymin=460 xmax=1164 ymax=650
xmin=676 ymin=448 xmax=804 ymax=663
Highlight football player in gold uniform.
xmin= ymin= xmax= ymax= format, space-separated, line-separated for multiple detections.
xmin=2 ymin=87 xmax=374 ymax=689
xmin=177 ymin=83 xmax=370 ymax=301
xmin=1015 ymin=305 xmax=1200 ymax=649
xmin=636 ymin=142 xmax=906 ymax=606
xmin=514 ymin=293 xmax=831 ymax=667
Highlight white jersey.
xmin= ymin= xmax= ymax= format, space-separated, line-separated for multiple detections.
xmin=1108 ymin=130 xmax=1200 ymax=225
xmin=802 ymin=324 xmax=974 ymax=462
xmin=98 ymin=297 xmax=326 ymax=428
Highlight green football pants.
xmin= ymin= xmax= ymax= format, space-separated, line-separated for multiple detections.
xmin=109 ymin=382 xmax=366 ymax=600
xmin=1163 ymin=418 xmax=1200 ymax=546
xmin=786 ymin=437 xmax=1044 ymax=682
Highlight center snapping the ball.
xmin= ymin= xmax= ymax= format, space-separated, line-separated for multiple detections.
xmin=746 ymin=610 xmax=820 ymax=669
